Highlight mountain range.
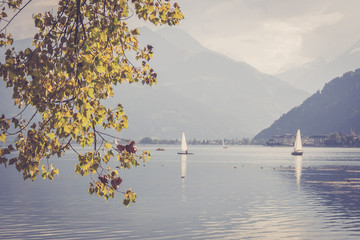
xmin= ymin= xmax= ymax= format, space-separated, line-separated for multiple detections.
xmin=276 ymin=40 xmax=360 ymax=93
xmin=110 ymin=27 xmax=309 ymax=139
xmin=254 ymin=68 xmax=360 ymax=141
xmin=2 ymin=26 xmax=359 ymax=140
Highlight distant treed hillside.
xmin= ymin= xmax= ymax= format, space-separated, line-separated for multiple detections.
xmin=254 ymin=68 xmax=360 ymax=141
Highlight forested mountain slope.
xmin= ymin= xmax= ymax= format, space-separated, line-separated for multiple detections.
xmin=254 ymin=69 xmax=360 ymax=140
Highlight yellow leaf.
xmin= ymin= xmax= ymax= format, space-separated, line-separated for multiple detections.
xmin=111 ymin=170 xmax=118 ymax=176
xmin=88 ymin=88 xmax=94 ymax=98
xmin=0 ymin=133 xmax=6 ymax=143
xmin=46 ymin=84 xmax=53 ymax=92
xmin=43 ymin=111 xmax=50 ymax=120
xmin=121 ymin=117 xmax=128 ymax=129
xmin=104 ymin=142 xmax=112 ymax=149
xmin=97 ymin=65 xmax=106 ymax=73
xmin=100 ymin=32 xmax=107 ymax=42
xmin=48 ymin=132 xmax=55 ymax=140
xmin=63 ymin=125 xmax=73 ymax=134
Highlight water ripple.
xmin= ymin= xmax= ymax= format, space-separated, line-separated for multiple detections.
xmin=2 ymin=146 xmax=360 ymax=239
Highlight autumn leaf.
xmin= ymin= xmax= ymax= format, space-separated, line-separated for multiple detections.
xmin=104 ymin=142 xmax=112 ymax=149
xmin=96 ymin=64 xmax=106 ymax=73
xmin=0 ymin=134 xmax=6 ymax=143
xmin=111 ymin=176 xmax=122 ymax=189
xmin=48 ymin=132 xmax=55 ymax=140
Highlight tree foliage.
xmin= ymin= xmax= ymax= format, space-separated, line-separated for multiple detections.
xmin=0 ymin=0 xmax=183 ymax=206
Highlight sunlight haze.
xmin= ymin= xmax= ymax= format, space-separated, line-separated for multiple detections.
xmin=5 ymin=0 xmax=360 ymax=74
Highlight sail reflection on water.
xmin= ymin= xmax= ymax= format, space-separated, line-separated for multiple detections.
xmin=181 ymin=154 xmax=187 ymax=180
xmin=294 ymin=156 xmax=302 ymax=186
xmin=181 ymin=154 xmax=187 ymax=202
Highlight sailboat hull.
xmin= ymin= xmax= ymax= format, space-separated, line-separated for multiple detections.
xmin=177 ymin=152 xmax=194 ymax=155
xmin=291 ymin=151 xmax=303 ymax=156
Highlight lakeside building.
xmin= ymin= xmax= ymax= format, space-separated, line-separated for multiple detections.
xmin=266 ymin=134 xmax=328 ymax=147
xmin=304 ymin=135 xmax=327 ymax=147
xmin=266 ymin=133 xmax=355 ymax=147
xmin=266 ymin=134 xmax=296 ymax=146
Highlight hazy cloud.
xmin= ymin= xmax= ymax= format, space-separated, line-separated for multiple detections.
xmin=4 ymin=0 xmax=360 ymax=74
xmin=178 ymin=0 xmax=360 ymax=73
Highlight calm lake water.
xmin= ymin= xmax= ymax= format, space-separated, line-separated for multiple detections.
xmin=1 ymin=145 xmax=360 ymax=239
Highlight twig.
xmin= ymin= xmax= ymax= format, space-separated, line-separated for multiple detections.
xmin=6 ymin=109 xmax=38 ymax=136
xmin=69 ymin=143 xmax=80 ymax=156
xmin=95 ymin=130 xmax=131 ymax=143
xmin=93 ymin=122 xmax=96 ymax=151
xmin=0 ymin=0 xmax=33 ymax=33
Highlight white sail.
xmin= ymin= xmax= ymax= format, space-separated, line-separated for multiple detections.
xmin=294 ymin=129 xmax=303 ymax=152
xmin=222 ymin=139 xmax=227 ymax=148
xmin=181 ymin=132 xmax=188 ymax=152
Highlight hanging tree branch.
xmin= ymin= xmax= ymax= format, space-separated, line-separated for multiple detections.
xmin=0 ymin=0 xmax=184 ymax=206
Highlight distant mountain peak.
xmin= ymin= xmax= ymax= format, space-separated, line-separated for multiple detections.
xmin=276 ymin=38 xmax=360 ymax=93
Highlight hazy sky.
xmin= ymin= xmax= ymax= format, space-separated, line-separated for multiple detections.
xmin=177 ymin=0 xmax=360 ymax=74
xmin=5 ymin=0 xmax=360 ymax=74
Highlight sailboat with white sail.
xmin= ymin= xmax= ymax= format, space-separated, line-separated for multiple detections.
xmin=177 ymin=132 xmax=193 ymax=155
xmin=291 ymin=129 xmax=303 ymax=156
xmin=222 ymin=139 xmax=228 ymax=149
